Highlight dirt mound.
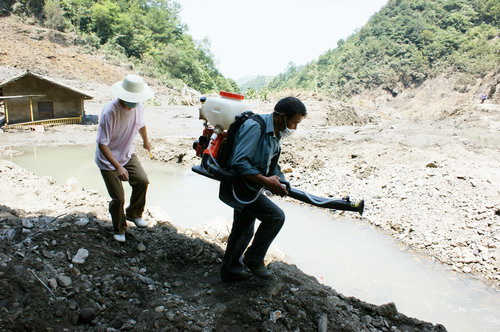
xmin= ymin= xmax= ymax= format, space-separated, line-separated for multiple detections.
xmin=351 ymin=69 xmax=500 ymax=120
xmin=247 ymin=89 xmax=377 ymax=130
xmin=0 ymin=16 xmax=200 ymax=106
xmin=0 ymin=16 xmax=127 ymax=85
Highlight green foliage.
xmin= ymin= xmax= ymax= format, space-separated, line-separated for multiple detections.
xmin=7 ymin=0 xmax=234 ymax=93
xmin=240 ymin=76 xmax=275 ymax=93
xmin=12 ymin=0 xmax=45 ymax=18
xmin=245 ymin=88 xmax=271 ymax=101
xmin=268 ymin=0 xmax=500 ymax=98
xmin=43 ymin=0 xmax=69 ymax=31
xmin=0 ymin=0 xmax=16 ymax=16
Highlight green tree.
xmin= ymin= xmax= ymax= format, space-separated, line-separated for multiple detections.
xmin=43 ymin=0 xmax=68 ymax=31
xmin=89 ymin=0 xmax=120 ymax=44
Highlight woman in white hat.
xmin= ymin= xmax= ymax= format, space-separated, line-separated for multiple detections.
xmin=95 ymin=74 xmax=155 ymax=242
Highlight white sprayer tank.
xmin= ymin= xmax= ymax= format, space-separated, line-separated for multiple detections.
xmin=200 ymin=91 xmax=251 ymax=130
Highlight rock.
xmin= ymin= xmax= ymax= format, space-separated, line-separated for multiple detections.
xmin=68 ymin=300 xmax=78 ymax=310
xmin=71 ymin=248 xmax=89 ymax=264
xmin=137 ymin=243 xmax=146 ymax=252
xmin=110 ymin=317 xmax=124 ymax=329
xmin=75 ymin=217 xmax=90 ymax=226
xmin=113 ymin=277 xmax=124 ymax=290
xmin=147 ymin=206 xmax=171 ymax=223
xmin=57 ymin=275 xmax=72 ymax=288
xmin=78 ymin=307 xmax=96 ymax=324
xmin=42 ymin=250 xmax=54 ymax=259
xmin=155 ymin=306 xmax=165 ymax=312
xmin=318 ymin=313 xmax=328 ymax=332
xmin=281 ymin=163 xmax=293 ymax=173
xmin=376 ymin=302 xmax=398 ymax=317
xmin=270 ymin=310 xmax=282 ymax=323
xmin=327 ymin=295 xmax=341 ymax=306
xmin=48 ymin=278 xmax=58 ymax=290
xmin=66 ymin=177 xmax=82 ymax=192
xmin=194 ymin=244 xmax=203 ymax=256
xmin=462 ymin=251 xmax=477 ymax=263
xmin=270 ymin=283 xmax=283 ymax=297
xmin=166 ymin=311 xmax=176 ymax=321
xmin=426 ymin=162 xmax=438 ymax=168
xmin=22 ymin=219 xmax=34 ymax=229
xmin=285 ymin=302 xmax=298 ymax=315
xmin=138 ymin=275 xmax=154 ymax=285
xmin=0 ymin=229 xmax=16 ymax=240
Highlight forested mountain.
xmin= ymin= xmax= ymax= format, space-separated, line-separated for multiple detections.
xmin=239 ymin=75 xmax=274 ymax=93
xmin=0 ymin=0 xmax=237 ymax=93
xmin=268 ymin=0 xmax=499 ymax=98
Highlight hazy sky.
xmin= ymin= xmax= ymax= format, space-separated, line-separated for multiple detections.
xmin=178 ymin=0 xmax=389 ymax=80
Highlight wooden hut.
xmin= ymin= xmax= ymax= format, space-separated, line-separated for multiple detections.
xmin=0 ymin=71 xmax=93 ymax=127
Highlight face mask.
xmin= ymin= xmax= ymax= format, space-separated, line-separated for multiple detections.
xmin=279 ymin=115 xmax=295 ymax=138
xmin=124 ymin=101 xmax=138 ymax=109
xmin=281 ymin=127 xmax=295 ymax=138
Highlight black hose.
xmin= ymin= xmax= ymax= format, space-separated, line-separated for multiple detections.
xmin=192 ymin=157 xmax=364 ymax=215
xmin=200 ymin=154 xmax=238 ymax=182
xmin=287 ymin=188 xmax=364 ymax=215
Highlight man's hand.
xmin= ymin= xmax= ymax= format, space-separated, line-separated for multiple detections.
xmin=117 ymin=166 xmax=129 ymax=181
xmin=264 ymin=175 xmax=288 ymax=197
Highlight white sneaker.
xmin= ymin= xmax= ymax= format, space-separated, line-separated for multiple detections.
xmin=129 ymin=218 xmax=148 ymax=228
xmin=114 ymin=233 xmax=126 ymax=242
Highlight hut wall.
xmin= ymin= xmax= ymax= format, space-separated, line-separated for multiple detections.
xmin=4 ymin=76 xmax=83 ymax=124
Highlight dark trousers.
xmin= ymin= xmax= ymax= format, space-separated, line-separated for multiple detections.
xmin=221 ymin=194 xmax=285 ymax=274
xmin=100 ymin=154 xmax=149 ymax=234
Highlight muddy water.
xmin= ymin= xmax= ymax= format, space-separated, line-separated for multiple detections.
xmin=5 ymin=145 xmax=500 ymax=332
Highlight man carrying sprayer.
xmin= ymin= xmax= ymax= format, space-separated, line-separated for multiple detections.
xmin=95 ymin=74 xmax=154 ymax=243
xmin=219 ymin=97 xmax=307 ymax=282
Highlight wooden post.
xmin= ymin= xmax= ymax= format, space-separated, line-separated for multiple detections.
xmin=29 ymin=97 xmax=34 ymax=121
xmin=4 ymin=102 xmax=9 ymax=124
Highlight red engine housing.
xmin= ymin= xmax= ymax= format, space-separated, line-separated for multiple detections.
xmin=203 ymin=131 xmax=227 ymax=159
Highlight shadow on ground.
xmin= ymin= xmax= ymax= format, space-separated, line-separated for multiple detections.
xmin=0 ymin=205 xmax=446 ymax=331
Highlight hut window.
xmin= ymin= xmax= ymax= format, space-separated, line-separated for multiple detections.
xmin=38 ymin=101 xmax=54 ymax=119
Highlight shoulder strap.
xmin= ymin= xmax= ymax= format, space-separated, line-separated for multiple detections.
xmin=249 ymin=114 xmax=266 ymax=138
xmin=218 ymin=112 xmax=267 ymax=170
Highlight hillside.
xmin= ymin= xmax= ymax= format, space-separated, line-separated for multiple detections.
xmin=268 ymin=0 xmax=499 ymax=117
xmin=0 ymin=15 xmax=201 ymax=105
xmin=0 ymin=0 xmax=237 ymax=93
xmin=239 ymin=75 xmax=275 ymax=93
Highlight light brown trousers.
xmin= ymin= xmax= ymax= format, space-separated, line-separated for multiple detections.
xmin=100 ymin=154 xmax=149 ymax=234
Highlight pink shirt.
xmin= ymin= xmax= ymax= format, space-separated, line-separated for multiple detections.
xmin=95 ymin=98 xmax=145 ymax=171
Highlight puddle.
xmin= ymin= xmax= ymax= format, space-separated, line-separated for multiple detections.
xmin=4 ymin=144 xmax=500 ymax=332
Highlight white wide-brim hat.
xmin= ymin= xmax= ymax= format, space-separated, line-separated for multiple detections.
xmin=111 ymin=74 xmax=155 ymax=103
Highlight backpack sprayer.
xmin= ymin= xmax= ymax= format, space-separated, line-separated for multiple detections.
xmin=191 ymin=91 xmax=364 ymax=215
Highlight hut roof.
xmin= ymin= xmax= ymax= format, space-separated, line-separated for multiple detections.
xmin=0 ymin=71 xmax=93 ymax=99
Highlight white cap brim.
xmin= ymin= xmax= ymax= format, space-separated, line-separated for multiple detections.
xmin=111 ymin=80 xmax=155 ymax=103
